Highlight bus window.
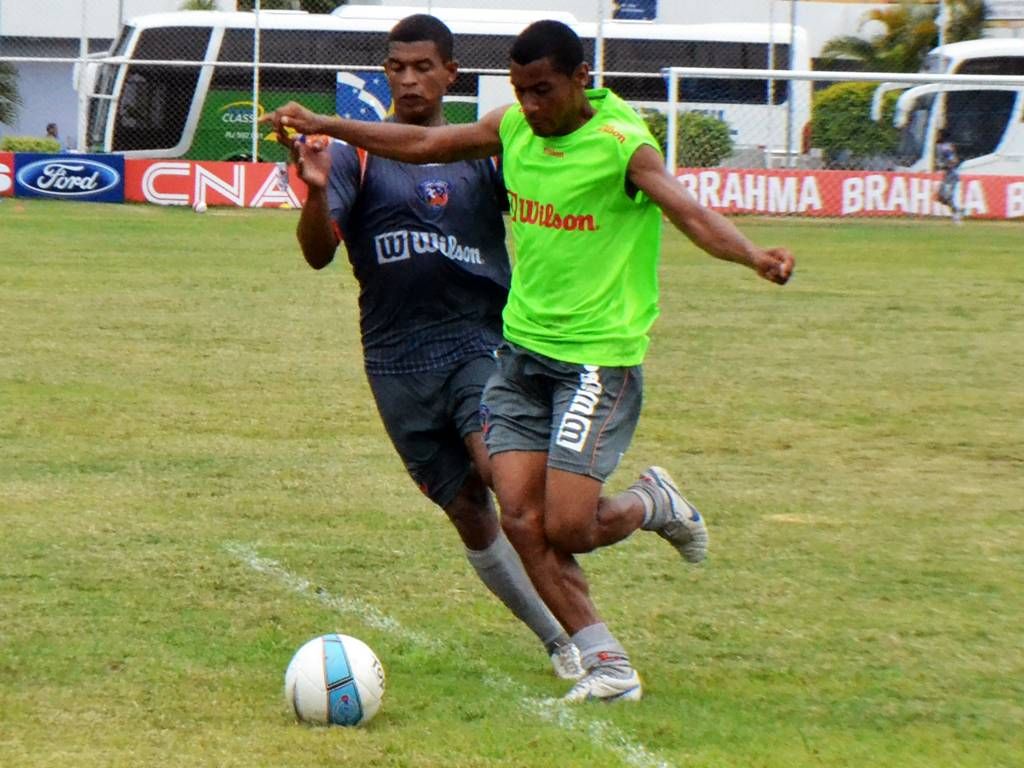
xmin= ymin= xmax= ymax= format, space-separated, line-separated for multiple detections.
xmin=134 ymin=25 xmax=210 ymax=62
xmin=604 ymin=39 xmax=790 ymax=104
xmin=214 ymin=29 xmax=384 ymax=94
xmin=945 ymin=90 xmax=1017 ymax=162
xmin=111 ymin=26 xmax=210 ymax=151
xmin=956 ymin=56 xmax=1024 ymax=77
xmin=897 ymin=94 xmax=934 ymax=167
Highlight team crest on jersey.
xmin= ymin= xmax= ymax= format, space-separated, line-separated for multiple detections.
xmin=417 ymin=179 xmax=450 ymax=207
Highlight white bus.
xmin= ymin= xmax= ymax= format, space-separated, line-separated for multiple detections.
xmin=78 ymin=5 xmax=810 ymax=161
xmin=875 ymin=38 xmax=1024 ymax=174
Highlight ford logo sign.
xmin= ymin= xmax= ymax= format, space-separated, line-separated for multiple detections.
xmin=16 ymin=158 xmax=121 ymax=198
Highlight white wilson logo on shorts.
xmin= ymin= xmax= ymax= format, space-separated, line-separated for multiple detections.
xmin=555 ymin=365 xmax=603 ymax=453
xmin=373 ymin=229 xmax=483 ymax=265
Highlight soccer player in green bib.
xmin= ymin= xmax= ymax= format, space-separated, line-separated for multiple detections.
xmin=264 ymin=19 xmax=794 ymax=703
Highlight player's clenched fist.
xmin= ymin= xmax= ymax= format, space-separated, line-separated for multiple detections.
xmin=260 ymin=102 xmax=324 ymax=136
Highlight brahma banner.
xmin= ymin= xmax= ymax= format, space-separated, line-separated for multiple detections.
xmin=0 ymin=151 xmax=13 ymax=197
xmin=676 ymin=168 xmax=1024 ymax=220
xmin=125 ymin=159 xmax=305 ymax=208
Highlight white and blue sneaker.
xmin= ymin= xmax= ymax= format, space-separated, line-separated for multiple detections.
xmin=563 ymin=667 xmax=642 ymax=703
xmin=550 ymin=643 xmax=585 ymax=680
xmin=633 ymin=466 xmax=709 ymax=563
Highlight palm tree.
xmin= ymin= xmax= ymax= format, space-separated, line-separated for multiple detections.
xmin=0 ymin=62 xmax=20 ymax=127
xmin=945 ymin=0 xmax=988 ymax=43
xmin=819 ymin=1 xmax=989 ymax=73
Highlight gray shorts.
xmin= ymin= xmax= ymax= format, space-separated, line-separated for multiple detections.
xmin=366 ymin=353 xmax=497 ymax=508
xmin=481 ymin=343 xmax=643 ymax=481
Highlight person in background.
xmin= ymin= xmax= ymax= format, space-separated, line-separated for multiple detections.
xmin=935 ymin=129 xmax=962 ymax=224
xmin=45 ymin=123 xmax=69 ymax=152
xmin=276 ymin=15 xmax=582 ymax=681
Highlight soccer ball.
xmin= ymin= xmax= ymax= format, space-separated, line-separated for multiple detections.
xmin=284 ymin=633 xmax=385 ymax=726
xmin=192 ymin=200 xmax=207 ymax=213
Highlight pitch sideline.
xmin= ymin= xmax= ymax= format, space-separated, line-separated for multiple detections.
xmin=225 ymin=541 xmax=674 ymax=768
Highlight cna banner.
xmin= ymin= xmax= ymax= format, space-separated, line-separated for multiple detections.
xmin=675 ymin=168 xmax=1024 ymax=220
xmin=614 ymin=0 xmax=657 ymax=21
xmin=0 ymin=151 xmax=13 ymax=197
xmin=124 ymin=159 xmax=306 ymax=208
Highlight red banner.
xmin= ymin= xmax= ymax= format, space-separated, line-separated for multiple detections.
xmin=0 ymin=152 xmax=13 ymax=197
xmin=124 ymin=159 xmax=308 ymax=208
xmin=675 ymin=168 xmax=1024 ymax=220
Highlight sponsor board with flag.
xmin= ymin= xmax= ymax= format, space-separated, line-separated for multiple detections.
xmin=336 ymin=71 xmax=393 ymax=122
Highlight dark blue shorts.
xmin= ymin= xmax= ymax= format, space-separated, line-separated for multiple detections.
xmin=366 ymin=353 xmax=497 ymax=508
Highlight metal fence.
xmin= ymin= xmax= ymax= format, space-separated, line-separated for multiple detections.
xmin=3 ymin=4 xmax=1024 ymax=220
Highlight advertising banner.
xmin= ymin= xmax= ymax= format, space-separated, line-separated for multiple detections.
xmin=675 ymin=168 xmax=1024 ymax=220
xmin=0 ymin=151 xmax=13 ymax=197
xmin=986 ymin=1 xmax=1024 ymax=20
xmin=614 ymin=1 xmax=657 ymax=21
xmin=13 ymin=153 xmax=125 ymax=203
xmin=125 ymin=159 xmax=305 ymax=208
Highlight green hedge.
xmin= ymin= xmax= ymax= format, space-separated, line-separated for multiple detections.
xmin=642 ymin=109 xmax=734 ymax=167
xmin=810 ymin=82 xmax=900 ymax=166
xmin=0 ymin=136 xmax=62 ymax=153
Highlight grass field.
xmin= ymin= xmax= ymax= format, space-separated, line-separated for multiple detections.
xmin=1 ymin=199 xmax=1021 ymax=767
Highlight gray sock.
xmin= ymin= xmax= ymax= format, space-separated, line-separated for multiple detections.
xmin=465 ymin=531 xmax=568 ymax=653
xmin=571 ymin=622 xmax=633 ymax=677
xmin=627 ymin=484 xmax=664 ymax=530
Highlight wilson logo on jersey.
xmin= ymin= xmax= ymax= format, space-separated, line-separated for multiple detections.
xmin=599 ymin=124 xmax=627 ymax=144
xmin=507 ymin=191 xmax=598 ymax=232
xmin=373 ymin=230 xmax=483 ymax=265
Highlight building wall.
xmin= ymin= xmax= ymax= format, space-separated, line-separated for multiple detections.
xmin=0 ymin=0 xmax=234 ymax=39
xmin=5 ymin=61 xmax=78 ymax=143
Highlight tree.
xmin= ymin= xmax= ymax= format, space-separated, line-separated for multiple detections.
xmin=819 ymin=1 xmax=989 ymax=73
xmin=810 ymin=82 xmax=901 ymax=168
xmin=180 ymin=0 xmax=219 ymax=9
xmin=0 ymin=62 xmax=21 ymax=127
xmin=641 ymin=110 xmax=734 ymax=168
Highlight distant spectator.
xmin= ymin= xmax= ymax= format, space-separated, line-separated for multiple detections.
xmin=45 ymin=122 xmax=69 ymax=151
xmin=934 ymin=129 xmax=962 ymax=224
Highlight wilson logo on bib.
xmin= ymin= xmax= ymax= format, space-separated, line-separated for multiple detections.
xmin=508 ymin=191 xmax=598 ymax=232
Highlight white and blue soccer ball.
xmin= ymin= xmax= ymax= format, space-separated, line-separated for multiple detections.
xmin=284 ymin=633 xmax=385 ymax=726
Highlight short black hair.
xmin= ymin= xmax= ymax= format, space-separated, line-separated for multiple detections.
xmin=388 ymin=14 xmax=454 ymax=62
xmin=510 ymin=20 xmax=584 ymax=77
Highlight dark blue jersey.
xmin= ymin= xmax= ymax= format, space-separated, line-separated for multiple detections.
xmin=327 ymin=141 xmax=510 ymax=375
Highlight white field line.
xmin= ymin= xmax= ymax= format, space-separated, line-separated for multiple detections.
xmin=225 ymin=541 xmax=674 ymax=768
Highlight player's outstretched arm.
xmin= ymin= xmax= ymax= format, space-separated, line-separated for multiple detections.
xmin=261 ymin=103 xmax=507 ymax=164
xmin=628 ymin=145 xmax=794 ymax=285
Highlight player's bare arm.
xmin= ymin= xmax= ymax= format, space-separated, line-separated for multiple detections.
xmin=278 ymin=133 xmax=337 ymax=270
xmin=627 ymin=144 xmax=794 ymax=285
xmin=261 ymin=103 xmax=507 ymax=164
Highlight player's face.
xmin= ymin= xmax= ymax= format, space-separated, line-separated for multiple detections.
xmin=510 ymin=57 xmax=590 ymax=137
xmin=384 ymin=41 xmax=457 ymax=126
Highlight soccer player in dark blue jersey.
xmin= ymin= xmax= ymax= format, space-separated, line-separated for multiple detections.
xmin=279 ymin=14 xmax=582 ymax=680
